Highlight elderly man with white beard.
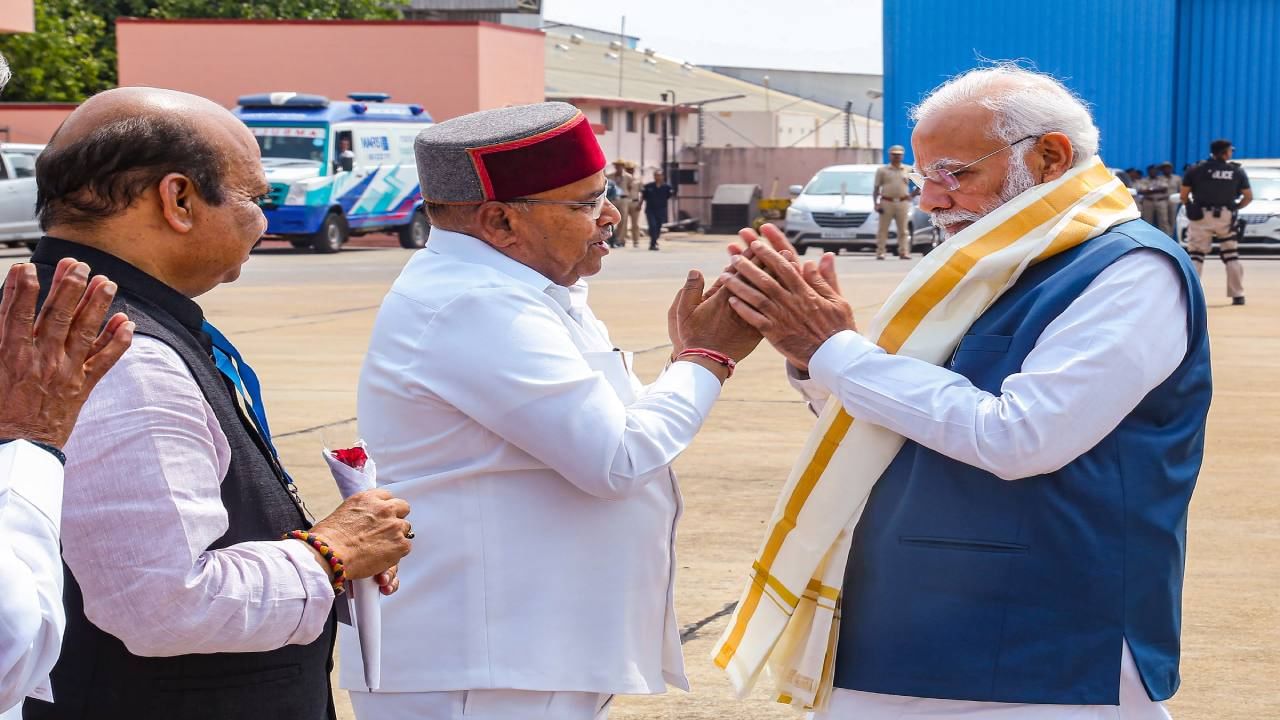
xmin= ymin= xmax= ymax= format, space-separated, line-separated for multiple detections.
xmin=709 ymin=64 xmax=1211 ymax=720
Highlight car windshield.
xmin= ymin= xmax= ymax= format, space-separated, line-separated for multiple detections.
xmin=804 ymin=171 xmax=876 ymax=196
xmin=2 ymin=150 xmax=37 ymax=178
xmin=250 ymin=125 xmax=327 ymax=167
xmin=1249 ymin=176 xmax=1280 ymax=201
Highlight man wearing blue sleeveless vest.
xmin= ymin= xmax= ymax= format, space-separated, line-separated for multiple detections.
xmin=719 ymin=65 xmax=1210 ymax=719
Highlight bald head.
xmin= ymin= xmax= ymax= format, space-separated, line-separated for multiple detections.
xmin=36 ymin=86 xmax=270 ymax=298
xmin=52 ymin=87 xmax=243 ymax=149
xmin=37 ymin=87 xmax=256 ymax=230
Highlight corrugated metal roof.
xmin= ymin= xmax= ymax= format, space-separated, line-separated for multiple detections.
xmin=545 ymin=34 xmax=881 ymax=127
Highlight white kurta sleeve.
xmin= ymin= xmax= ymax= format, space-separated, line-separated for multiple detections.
xmin=0 ymin=441 xmax=65 ymax=712
xmin=415 ymin=286 xmax=723 ymax=500
xmin=59 ymin=338 xmax=334 ymax=657
xmin=808 ymin=250 xmax=1190 ymax=480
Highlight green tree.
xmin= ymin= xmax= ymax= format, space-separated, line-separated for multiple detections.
xmin=0 ymin=0 xmax=400 ymax=102
xmin=0 ymin=0 xmax=113 ymax=102
xmin=150 ymin=0 xmax=399 ymax=20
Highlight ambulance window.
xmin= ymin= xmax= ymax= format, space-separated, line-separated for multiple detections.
xmin=334 ymin=131 xmax=355 ymax=173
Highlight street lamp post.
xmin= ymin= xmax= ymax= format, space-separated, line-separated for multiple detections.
xmin=865 ymin=89 xmax=883 ymax=153
xmin=660 ymin=89 xmax=678 ymax=218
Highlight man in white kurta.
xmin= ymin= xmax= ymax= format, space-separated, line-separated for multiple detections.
xmin=0 ymin=440 xmax=65 ymax=720
xmin=351 ymin=102 xmax=759 ymax=719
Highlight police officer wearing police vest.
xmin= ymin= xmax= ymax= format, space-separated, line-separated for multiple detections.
xmin=1181 ymin=138 xmax=1252 ymax=305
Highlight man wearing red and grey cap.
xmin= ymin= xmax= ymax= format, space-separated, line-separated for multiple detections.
xmin=351 ymin=102 xmax=761 ymax=718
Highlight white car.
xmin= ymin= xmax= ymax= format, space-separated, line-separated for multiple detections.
xmin=783 ymin=164 xmax=937 ymax=255
xmin=0 ymin=143 xmax=43 ymax=248
xmin=1235 ymin=158 xmax=1280 ymax=172
xmin=1175 ymin=167 xmax=1280 ymax=253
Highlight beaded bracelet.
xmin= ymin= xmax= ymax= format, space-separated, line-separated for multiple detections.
xmin=283 ymin=530 xmax=347 ymax=596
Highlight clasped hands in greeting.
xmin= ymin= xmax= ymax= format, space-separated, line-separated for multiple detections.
xmin=710 ymin=223 xmax=858 ymax=371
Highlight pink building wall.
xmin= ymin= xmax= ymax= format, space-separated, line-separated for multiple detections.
xmin=474 ymin=23 xmax=544 ymax=113
xmin=0 ymin=104 xmax=74 ymax=144
xmin=0 ymin=0 xmax=34 ymax=33
xmin=115 ymin=19 xmax=545 ymax=122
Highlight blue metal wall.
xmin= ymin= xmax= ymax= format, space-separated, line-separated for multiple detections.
xmin=882 ymin=0 xmax=1280 ymax=170
xmin=1174 ymin=0 xmax=1280 ymax=166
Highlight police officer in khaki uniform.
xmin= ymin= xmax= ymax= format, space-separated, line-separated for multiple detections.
xmin=1160 ymin=162 xmax=1181 ymax=235
xmin=1182 ymin=138 xmax=1252 ymax=305
xmin=1138 ymin=164 xmax=1172 ymax=236
xmin=874 ymin=145 xmax=915 ymax=260
xmin=625 ymin=162 xmax=643 ymax=247
xmin=608 ymin=159 xmax=638 ymax=248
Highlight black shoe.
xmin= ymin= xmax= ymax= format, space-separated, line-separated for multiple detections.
xmin=649 ymin=245 xmax=659 ymax=251
xmin=1232 ymin=296 xmax=1246 ymax=306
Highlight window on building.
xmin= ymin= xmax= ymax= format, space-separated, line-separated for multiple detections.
xmin=670 ymin=114 xmax=680 ymax=136
xmin=626 ymin=110 xmax=637 ymax=133
xmin=647 ymin=114 xmax=658 ymax=134
xmin=601 ymin=107 xmax=613 ymax=131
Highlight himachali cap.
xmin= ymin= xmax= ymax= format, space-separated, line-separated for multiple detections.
xmin=889 ymin=144 xmax=905 ymax=154
xmin=414 ymin=102 xmax=607 ymax=204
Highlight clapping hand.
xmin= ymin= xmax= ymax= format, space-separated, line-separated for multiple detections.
xmin=666 ymin=269 xmax=762 ymax=380
xmin=715 ymin=226 xmax=856 ymax=371
xmin=0 ymin=258 xmax=134 ymax=448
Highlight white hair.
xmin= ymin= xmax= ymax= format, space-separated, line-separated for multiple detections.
xmin=0 ymin=53 xmax=10 ymax=93
xmin=910 ymin=63 xmax=1099 ymax=166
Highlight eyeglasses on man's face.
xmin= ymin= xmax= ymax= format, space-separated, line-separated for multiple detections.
xmin=907 ymin=135 xmax=1038 ymax=192
xmin=506 ymin=191 xmax=609 ymax=220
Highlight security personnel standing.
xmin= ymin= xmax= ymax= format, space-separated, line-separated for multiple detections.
xmin=1161 ymin=161 xmax=1181 ymax=235
xmin=1138 ymin=164 xmax=1172 ymax=236
xmin=607 ymin=159 xmax=638 ymax=248
xmin=639 ymin=169 xmax=675 ymax=251
xmin=1182 ymin=138 xmax=1252 ymax=305
xmin=625 ymin=162 xmax=642 ymax=247
xmin=874 ymin=145 xmax=915 ymax=260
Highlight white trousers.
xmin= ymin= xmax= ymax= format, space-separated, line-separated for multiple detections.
xmin=350 ymin=689 xmax=613 ymax=720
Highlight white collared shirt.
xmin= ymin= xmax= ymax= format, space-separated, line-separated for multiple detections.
xmin=354 ymin=229 xmax=722 ymax=694
xmin=0 ymin=441 xmax=64 ymax=718
xmin=797 ymin=250 xmax=1185 ymax=719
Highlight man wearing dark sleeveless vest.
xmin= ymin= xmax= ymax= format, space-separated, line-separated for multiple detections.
xmin=721 ymin=65 xmax=1210 ymax=719
xmin=18 ymin=88 xmax=414 ymax=720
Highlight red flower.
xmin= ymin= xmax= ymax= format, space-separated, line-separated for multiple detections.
xmin=332 ymin=446 xmax=368 ymax=471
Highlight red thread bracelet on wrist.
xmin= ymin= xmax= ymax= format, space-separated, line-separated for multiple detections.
xmin=675 ymin=348 xmax=736 ymax=378
xmin=283 ymin=530 xmax=347 ymax=596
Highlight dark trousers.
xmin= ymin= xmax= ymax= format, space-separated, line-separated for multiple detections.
xmin=646 ymin=211 xmax=663 ymax=246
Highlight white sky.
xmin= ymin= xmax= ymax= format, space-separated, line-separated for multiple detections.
xmin=539 ymin=0 xmax=883 ymax=74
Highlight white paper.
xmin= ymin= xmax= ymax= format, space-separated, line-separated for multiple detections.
xmin=322 ymin=445 xmax=381 ymax=690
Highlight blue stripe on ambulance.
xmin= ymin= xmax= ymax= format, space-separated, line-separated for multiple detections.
xmin=335 ymin=172 xmax=378 ymax=215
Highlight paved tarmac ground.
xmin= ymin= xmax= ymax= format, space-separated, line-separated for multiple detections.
xmin=5 ymin=234 xmax=1276 ymax=718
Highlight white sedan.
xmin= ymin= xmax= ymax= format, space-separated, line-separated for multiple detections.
xmin=1176 ymin=167 xmax=1280 ymax=253
xmin=783 ymin=164 xmax=938 ymax=255
xmin=0 ymin=143 xmax=43 ymax=249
